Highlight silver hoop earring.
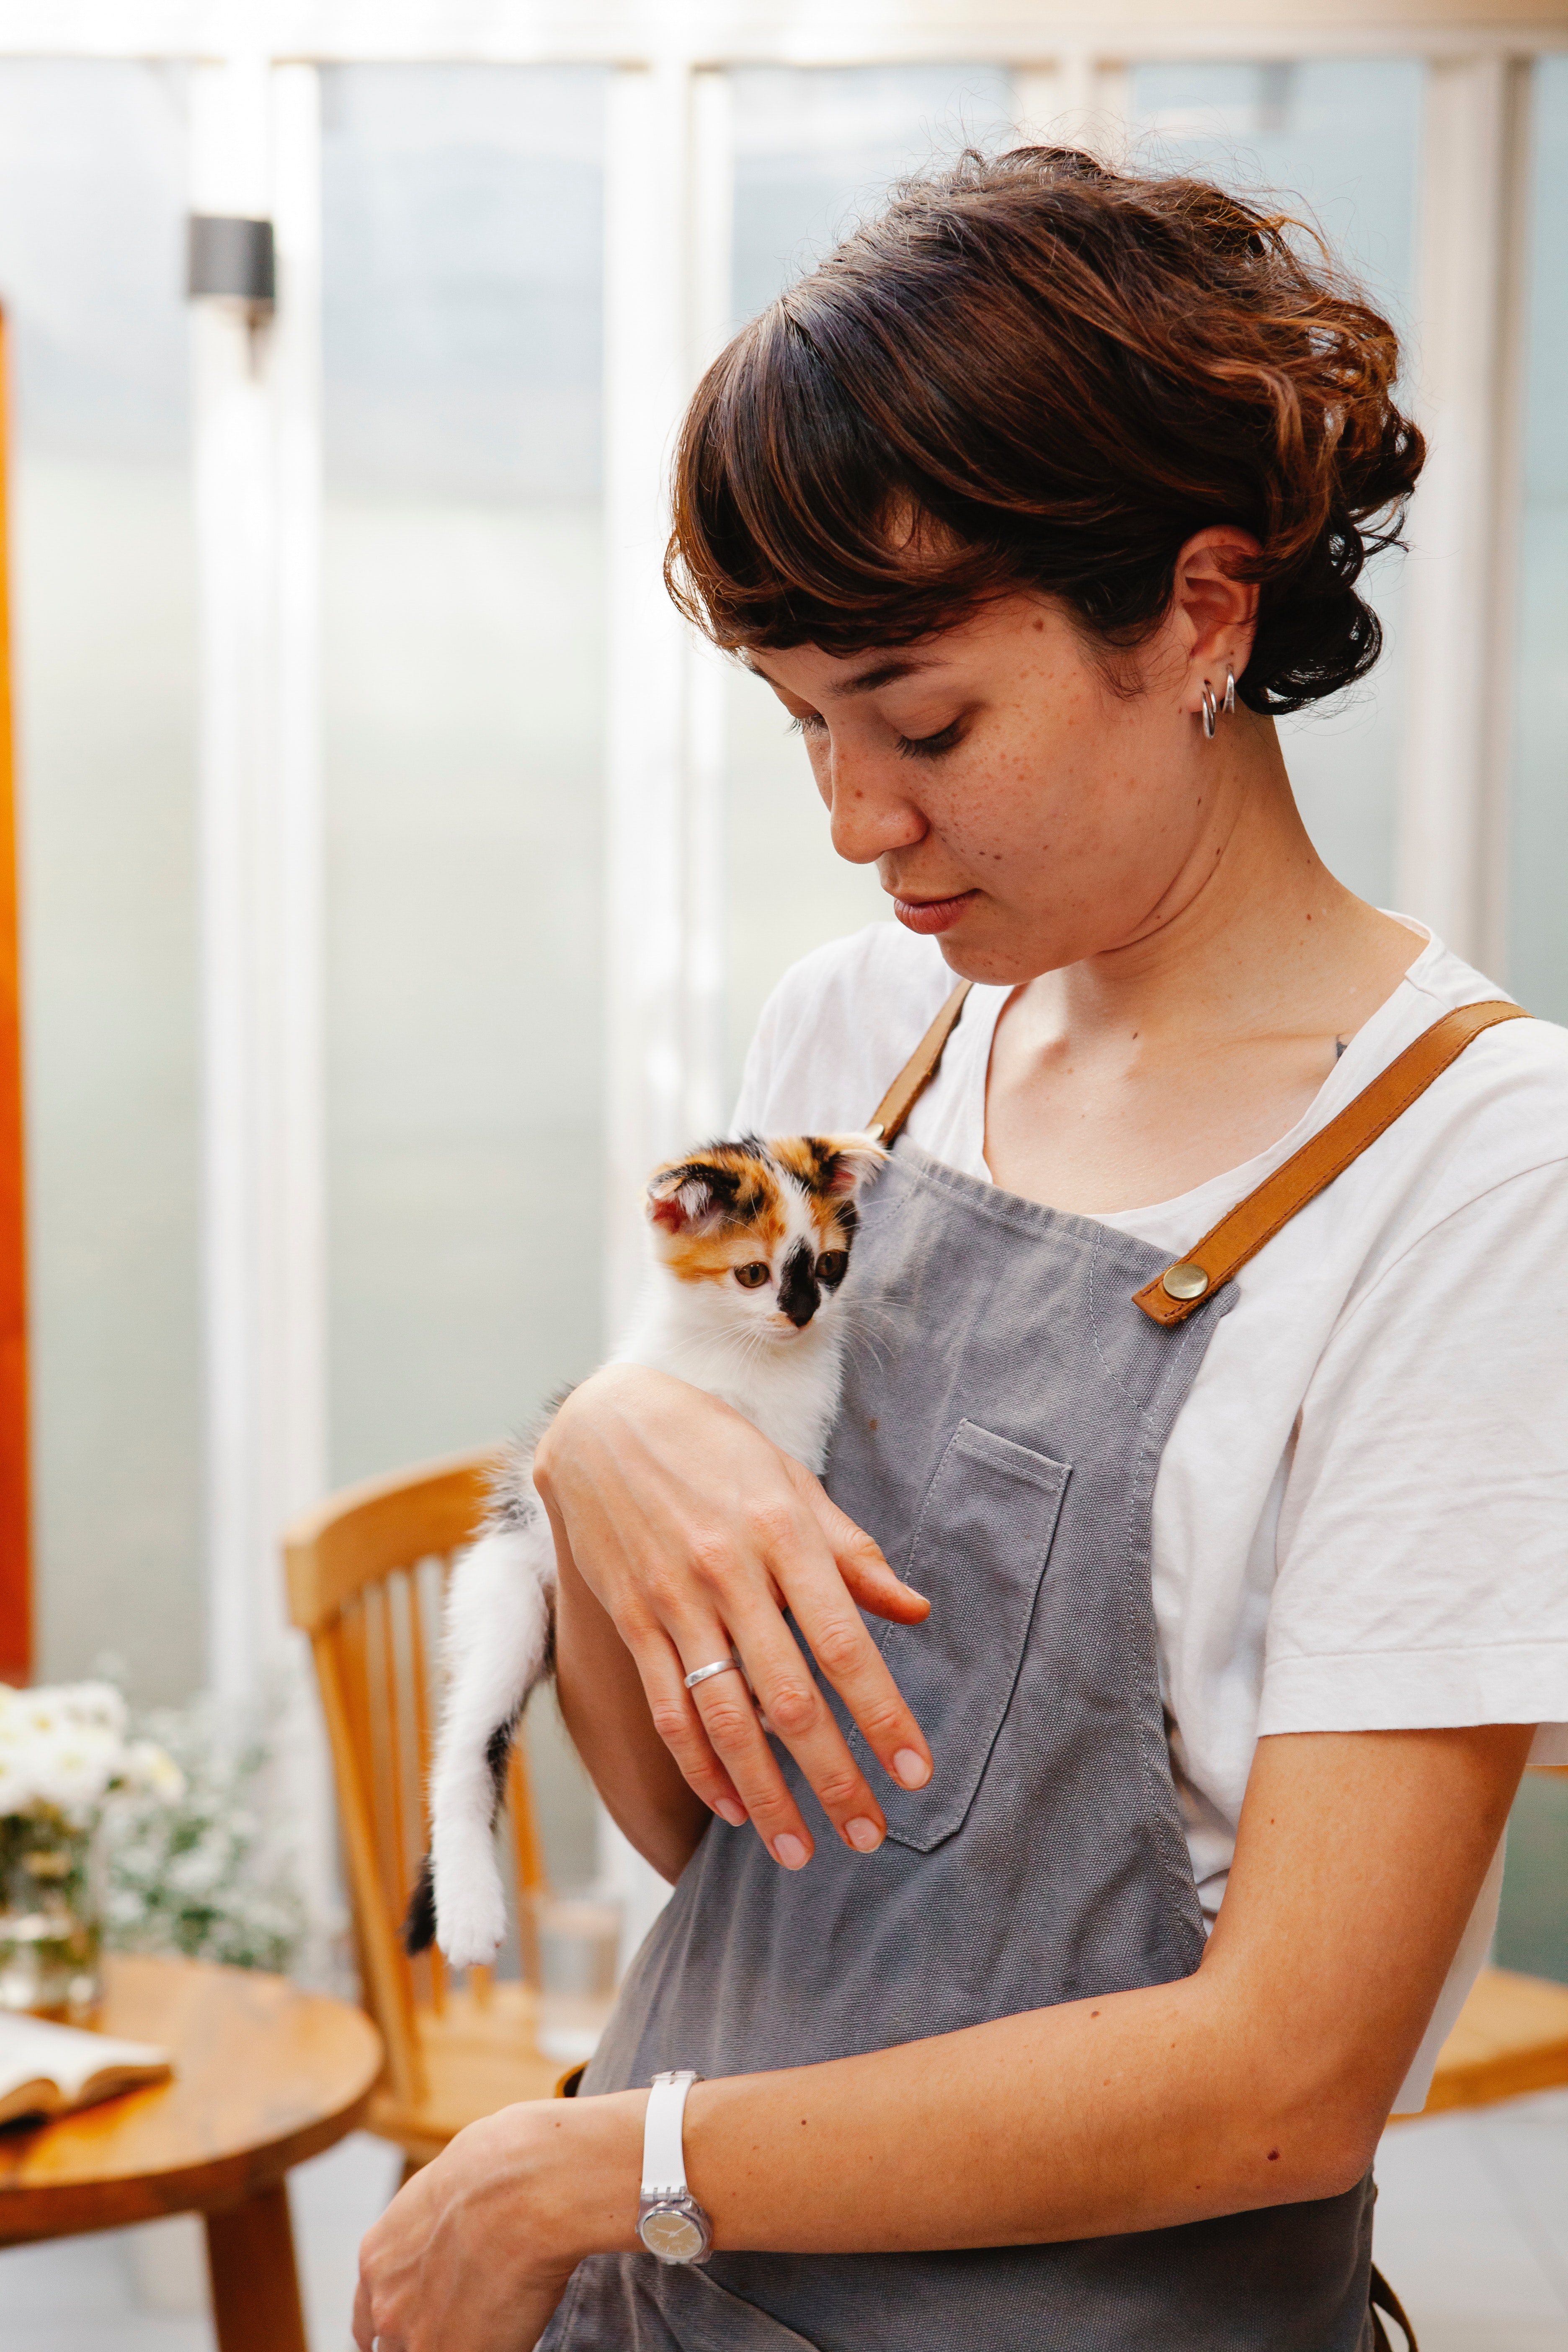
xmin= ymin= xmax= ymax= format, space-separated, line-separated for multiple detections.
xmin=1223 ymin=665 xmax=1236 ymax=716
xmin=1200 ymin=680 xmax=1217 ymax=739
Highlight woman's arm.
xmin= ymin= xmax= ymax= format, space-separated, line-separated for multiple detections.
xmin=354 ymin=1720 xmax=1532 ymax=2349
xmin=553 ymin=1534 xmax=709 ymax=1882
xmin=536 ymin=1363 xmax=934 ymax=1874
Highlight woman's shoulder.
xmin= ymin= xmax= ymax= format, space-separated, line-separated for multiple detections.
xmin=732 ymin=923 xmax=956 ymax=1136
xmin=1397 ymin=934 xmax=1568 ymax=1164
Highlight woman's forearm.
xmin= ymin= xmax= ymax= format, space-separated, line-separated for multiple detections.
xmin=553 ymin=1539 xmax=710 ymax=1883
xmin=542 ymin=1723 xmax=1529 ymax=2256
xmin=691 ymin=1969 xmax=1346 ymax=2245
xmin=552 ymin=1963 xmax=1363 ymax=2276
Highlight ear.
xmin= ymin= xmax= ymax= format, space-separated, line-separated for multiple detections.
xmin=812 ymin=1132 xmax=890 ymax=1198
xmin=1170 ymin=526 xmax=1260 ymax=707
xmin=645 ymin=1157 xmax=741 ymax=1234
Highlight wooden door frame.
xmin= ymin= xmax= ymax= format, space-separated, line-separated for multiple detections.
xmin=0 ymin=304 xmax=28 ymax=1684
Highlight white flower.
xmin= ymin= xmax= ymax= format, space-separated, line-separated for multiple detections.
xmin=0 ymin=1683 xmax=182 ymax=1819
xmin=26 ymin=1721 xmax=121 ymax=1813
xmin=61 ymin=1683 xmax=127 ymax=1736
xmin=123 ymin=1741 xmax=186 ymax=1801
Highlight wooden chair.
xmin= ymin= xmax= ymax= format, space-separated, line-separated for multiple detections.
xmin=284 ymin=1445 xmax=561 ymax=2167
xmin=1413 ymin=1766 xmax=1568 ymax=2119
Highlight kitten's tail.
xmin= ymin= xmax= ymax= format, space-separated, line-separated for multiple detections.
xmin=403 ymin=1473 xmax=556 ymax=1968
xmin=402 ymin=1713 xmax=516 ymax=1957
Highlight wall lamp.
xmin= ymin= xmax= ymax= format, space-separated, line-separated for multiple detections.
xmin=186 ymin=214 xmax=276 ymax=333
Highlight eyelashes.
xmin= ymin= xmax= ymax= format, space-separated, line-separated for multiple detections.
xmin=895 ymin=719 xmax=965 ymax=762
xmin=788 ymin=713 xmax=966 ymax=761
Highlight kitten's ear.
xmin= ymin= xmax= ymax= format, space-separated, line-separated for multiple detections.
xmin=646 ymin=1156 xmax=742 ymax=1234
xmin=812 ymin=1132 xmax=890 ymax=1198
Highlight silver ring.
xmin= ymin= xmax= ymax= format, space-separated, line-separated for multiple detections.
xmin=684 ymin=1657 xmax=741 ymax=1690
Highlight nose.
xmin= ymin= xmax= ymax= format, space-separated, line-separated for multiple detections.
xmin=823 ymin=746 xmax=928 ymax=869
xmin=777 ymin=1242 xmax=820 ymax=1328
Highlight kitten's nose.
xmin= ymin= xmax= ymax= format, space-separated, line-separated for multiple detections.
xmin=777 ymin=1242 xmax=820 ymax=1329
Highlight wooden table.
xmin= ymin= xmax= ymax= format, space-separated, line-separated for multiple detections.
xmin=0 ymin=1952 xmax=383 ymax=2351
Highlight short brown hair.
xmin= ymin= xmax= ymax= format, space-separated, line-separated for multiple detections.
xmin=666 ymin=147 xmax=1424 ymax=714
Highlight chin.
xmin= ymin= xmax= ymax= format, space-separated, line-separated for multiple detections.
xmin=934 ymin=929 xmax=1055 ymax=989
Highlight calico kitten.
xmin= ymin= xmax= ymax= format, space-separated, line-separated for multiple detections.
xmin=405 ymin=1130 xmax=887 ymax=1969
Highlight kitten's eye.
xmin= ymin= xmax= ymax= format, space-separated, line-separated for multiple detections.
xmin=732 ymin=1262 xmax=771 ymax=1289
xmin=815 ymin=1251 xmax=849 ymax=1286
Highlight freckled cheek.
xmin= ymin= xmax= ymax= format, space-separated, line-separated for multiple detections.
xmin=934 ymin=758 xmax=1085 ymax=874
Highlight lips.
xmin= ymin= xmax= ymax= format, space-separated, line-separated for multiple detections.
xmin=891 ymin=890 xmax=978 ymax=935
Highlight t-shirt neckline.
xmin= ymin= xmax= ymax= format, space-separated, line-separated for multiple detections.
xmin=969 ymin=918 xmax=1449 ymax=1229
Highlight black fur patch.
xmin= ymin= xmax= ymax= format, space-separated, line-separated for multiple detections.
xmin=486 ymin=1715 xmax=517 ymax=1796
xmin=777 ymin=1240 xmax=820 ymax=1328
xmin=660 ymin=1146 xmax=767 ymax=1225
xmin=403 ymin=1855 xmax=437 ymax=1956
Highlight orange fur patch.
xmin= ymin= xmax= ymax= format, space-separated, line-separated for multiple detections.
xmin=645 ymin=1133 xmax=886 ymax=1282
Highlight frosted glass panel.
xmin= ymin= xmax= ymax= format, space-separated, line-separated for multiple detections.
xmin=723 ymin=67 xmax=1015 ymax=1102
xmin=1506 ymin=57 xmax=1568 ymax=1020
xmin=1127 ymin=61 xmax=1424 ymax=913
xmin=323 ymin=65 xmax=605 ymax=1480
xmin=0 ymin=63 xmax=200 ymax=1701
xmin=322 ymin=66 xmax=606 ymax=1890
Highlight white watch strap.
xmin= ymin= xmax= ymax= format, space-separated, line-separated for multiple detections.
xmin=641 ymin=2068 xmax=701 ymax=2198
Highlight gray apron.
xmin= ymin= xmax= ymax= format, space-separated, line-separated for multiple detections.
xmin=542 ymin=1139 xmax=1378 ymax=2349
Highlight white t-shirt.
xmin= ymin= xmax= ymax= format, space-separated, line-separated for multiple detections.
xmin=733 ymin=919 xmax=1568 ymax=2112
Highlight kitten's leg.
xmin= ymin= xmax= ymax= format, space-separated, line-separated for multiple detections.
xmin=406 ymin=1487 xmax=556 ymax=1968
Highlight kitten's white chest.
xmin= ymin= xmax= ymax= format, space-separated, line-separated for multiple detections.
xmin=613 ymin=1294 xmax=845 ymax=1472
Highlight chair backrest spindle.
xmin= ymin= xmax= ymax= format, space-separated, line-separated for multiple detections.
xmin=284 ymin=1446 xmax=550 ymax=2089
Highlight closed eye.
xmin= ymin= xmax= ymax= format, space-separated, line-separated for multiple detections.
xmin=895 ymin=718 xmax=965 ymax=761
xmin=788 ymin=712 xmax=828 ymax=740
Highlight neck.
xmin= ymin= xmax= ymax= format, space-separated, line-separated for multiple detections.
xmin=1020 ymin=715 xmax=1413 ymax=1058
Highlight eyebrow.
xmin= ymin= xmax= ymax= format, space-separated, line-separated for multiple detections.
xmin=745 ymin=655 xmax=942 ymax=699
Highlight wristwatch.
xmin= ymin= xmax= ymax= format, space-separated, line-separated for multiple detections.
xmin=637 ymin=2068 xmax=713 ymax=2264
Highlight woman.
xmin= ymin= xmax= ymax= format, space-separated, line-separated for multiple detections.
xmin=354 ymin=150 xmax=1568 ymax=2350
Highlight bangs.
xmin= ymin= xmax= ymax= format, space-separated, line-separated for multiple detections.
xmin=665 ymin=300 xmax=1015 ymax=656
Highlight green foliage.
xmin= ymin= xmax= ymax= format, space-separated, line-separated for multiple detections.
xmin=103 ymin=1696 xmax=306 ymax=1975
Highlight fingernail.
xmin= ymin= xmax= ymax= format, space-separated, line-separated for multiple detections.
xmin=773 ymin=1833 xmax=808 ymax=1870
xmin=844 ymin=1816 xmax=882 ymax=1852
xmin=715 ymin=1799 xmax=746 ymax=1828
xmin=893 ymin=1748 xmax=930 ymax=1789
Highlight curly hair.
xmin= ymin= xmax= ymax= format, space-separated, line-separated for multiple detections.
xmin=665 ymin=147 xmax=1425 ymax=715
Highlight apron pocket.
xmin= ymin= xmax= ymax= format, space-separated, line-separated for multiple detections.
xmin=667 ymin=2266 xmax=823 ymax=2350
xmin=541 ymin=2254 xmax=822 ymax=2349
xmin=857 ymin=1418 xmax=1069 ymax=1852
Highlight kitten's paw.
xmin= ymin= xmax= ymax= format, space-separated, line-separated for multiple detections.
xmin=434 ymin=1869 xmax=509 ymax=1971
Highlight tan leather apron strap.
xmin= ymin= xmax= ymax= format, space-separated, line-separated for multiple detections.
xmin=867 ymin=980 xmax=974 ymax=1146
xmin=1133 ymin=998 xmax=1532 ymax=1326
xmin=1369 ymin=2262 xmax=1418 ymax=2350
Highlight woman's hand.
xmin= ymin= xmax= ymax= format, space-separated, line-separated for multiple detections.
xmin=534 ymin=1363 xmax=934 ymax=1872
xmin=351 ymin=2093 xmax=643 ymax=2352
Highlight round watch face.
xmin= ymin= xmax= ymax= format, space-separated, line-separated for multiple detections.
xmin=639 ymin=2202 xmax=707 ymax=2262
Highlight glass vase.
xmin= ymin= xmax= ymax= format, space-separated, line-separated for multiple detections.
xmin=0 ymin=1804 xmax=104 ymax=2017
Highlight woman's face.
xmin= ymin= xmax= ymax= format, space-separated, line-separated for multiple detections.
xmin=748 ymin=575 xmax=1250 ymax=988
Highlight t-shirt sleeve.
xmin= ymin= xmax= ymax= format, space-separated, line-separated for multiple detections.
xmin=1261 ymin=1159 xmax=1568 ymax=1762
xmin=731 ymin=923 xmax=951 ymax=1137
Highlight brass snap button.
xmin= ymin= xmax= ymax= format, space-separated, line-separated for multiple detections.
xmin=1160 ymin=1261 xmax=1210 ymax=1302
